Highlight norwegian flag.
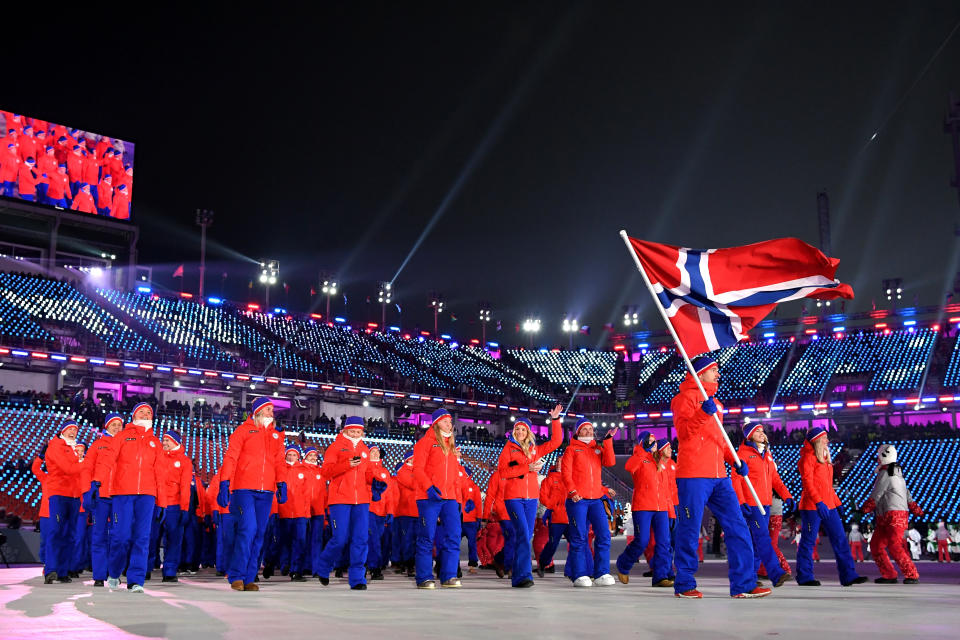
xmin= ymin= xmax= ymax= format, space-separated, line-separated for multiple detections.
xmin=626 ymin=236 xmax=854 ymax=356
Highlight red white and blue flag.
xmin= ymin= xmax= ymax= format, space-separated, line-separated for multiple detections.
xmin=626 ymin=236 xmax=854 ymax=356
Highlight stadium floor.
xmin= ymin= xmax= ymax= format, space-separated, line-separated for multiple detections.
xmin=1 ymin=561 xmax=958 ymax=639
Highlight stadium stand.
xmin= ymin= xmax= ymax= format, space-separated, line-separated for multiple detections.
xmin=508 ymin=349 xmax=617 ymax=393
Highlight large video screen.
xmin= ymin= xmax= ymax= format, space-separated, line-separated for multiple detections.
xmin=0 ymin=109 xmax=134 ymax=221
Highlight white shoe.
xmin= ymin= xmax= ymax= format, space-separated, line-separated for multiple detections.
xmin=106 ymin=578 xmax=119 ymax=590
xmin=573 ymin=576 xmax=594 ymax=588
xmin=129 ymin=584 xmax=144 ymax=593
xmin=593 ymin=574 xmax=616 ymax=587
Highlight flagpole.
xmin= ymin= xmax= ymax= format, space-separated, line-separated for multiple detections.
xmin=618 ymin=230 xmax=765 ymax=515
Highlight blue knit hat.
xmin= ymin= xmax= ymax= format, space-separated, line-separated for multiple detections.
xmin=692 ymin=356 xmax=718 ymax=374
xmin=637 ymin=430 xmax=652 ymax=446
xmin=430 ymin=408 xmax=452 ymax=426
xmin=343 ymin=416 xmax=365 ymax=431
xmin=104 ymin=413 xmax=123 ymax=428
xmin=302 ymin=446 xmax=318 ymax=457
xmin=163 ymin=430 xmax=182 ymax=446
xmin=742 ymin=422 xmax=763 ymax=441
xmin=574 ymin=418 xmax=593 ymax=437
xmin=251 ymin=397 xmax=273 ymax=416
xmin=514 ymin=417 xmax=532 ymax=428
xmin=285 ymin=443 xmax=301 ymax=457
xmin=402 ymin=449 xmax=414 ymax=461
xmin=806 ymin=426 xmax=828 ymax=443
xmin=58 ymin=420 xmax=79 ymax=435
xmin=131 ymin=402 xmax=153 ymax=417
xmin=656 ymin=437 xmax=671 ymax=452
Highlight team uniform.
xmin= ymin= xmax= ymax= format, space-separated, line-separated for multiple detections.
xmin=43 ymin=422 xmax=83 ymax=583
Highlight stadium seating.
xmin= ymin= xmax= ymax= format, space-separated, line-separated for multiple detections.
xmin=508 ymin=349 xmax=617 ymax=393
xmin=942 ymin=334 xmax=960 ymax=389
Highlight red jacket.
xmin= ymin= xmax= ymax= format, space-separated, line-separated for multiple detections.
xmin=47 ymin=171 xmax=70 ymax=200
xmin=278 ymin=462 xmax=311 ymax=518
xmin=32 ymin=457 xmax=50 ymax=518
xmin=81 ymin=153 xmax=99 ymax=185
xmin=732 ymin=443 xmax=792 ymax=507
xmin=394 ymin=463 xmax=418 ymax=517
xmin=81 ymin=434 xmax=115 ymax=498
xmin=538 ymin=470 xmax=569 ymax=524
xmin=111 ymin=188 xmax=130 ymax=219
xmin=17 ymin=163 xmax=39 ymax=196
xmin=45 ymin=437 xmax=83 ymax=497
xmin=671 ymin=374 xmax=736 ymax=478
xmin=218 ymin=418 xmax=286 ymax=492
xmin=477 ymin=521 xmax=503 ymax=566
xmin=67 ymin=151 xmax=83 ymax=182
xmin=0 ymin=149 xmax=19 ymax=182
xmin=626 ymin=446 xmax=668 ymax=512
xmin=798 ymin=440 xmax=841 ymax=510
xmin=38 ymin=153 xmax=57 ymax=183
xmin=303 ymin=463 xmax=328 ymax=517
xmin=71 ymin=190 xmax=95 ymax=213
xmin=368 ymin=461 xmax=396 ymax=517
xmin=460 ymin=472 xmax=482 ymax=523
xmin=93 ymin=425 xmax=167 ymax=504
xmin=412 ymin=430 xmax=460 ymax=501
xmin=661 ymin=458 xmax=678 ymax=518
xmin=206 ymin=473 xmax=222 ymax=515
xmin=483 ymin=469 xmax=507 ymax=521
xmin=561 ymin=436 xmax=615 ymax=500
xmin=18 ymin=135 xmax=37 ymax=162
xmin=97 ymin=181 xmax=113 ymax=209
xmin=321 ymin=434 xmax=374 ymax=505
xmin=496 ymin=419 xmax=563 ymax=500
xmin=160 ymin=448 xmax=193 ymax=510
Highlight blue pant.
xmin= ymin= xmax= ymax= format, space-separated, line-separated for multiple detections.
xmin=279 ymin=517 xmax=308 ymax=573
xmin=538 ymin=521 xmax=570 ymax=570
xmin=505 ymin=498 xmax=538 ymax=585
xmin=415 ymin=499 xmax=461 ymax=584
xmin=743 ymin=505 xmax=787 ymax=584
xmin=462 ymin=520 xmax=480 ymax=565
xmin=315 ymin=503 xmax=369 ymax=586
xmin=674 ymin=477 xmax=755 ymax=596
xmin=46 ymin=496 xmax=79 ymax=578
xmin=227 ymin=490 xmax=273 ymax=585
xmin=20 ymin=193 xmax=35 ymax=202
xmin=159 ymin=507 xmax=185 ymax=577
xmin=367 ymin=514 xmax=386 ymax=569
xmin=309 ymin=515 xmax=326 ymax=573
xmin=566 ymin=498 xmax=611 ymax=580
xmin=798 ymin=508 xmax=860 ymax=585
xmin=215 ymin=513 xmax=237 ymax=572
xmin=38 ymin=517 xmax=49 ymax=566
xmin=500 ymin=519 xmax=515 ymax=569
xmin=71 ymin=508 xmax=90 ymax=572
xmin=617 ymin=511 xmax=672 ymax=581
xmin=396 ymin=515 xmax=417 ymax=564
xmin=181 ymin=513 xmax=198 ymax=570
xmin=109 ymin=494 xmax=156 ymax=586
xmin=0 ymin=181 xmax=14 ymax=197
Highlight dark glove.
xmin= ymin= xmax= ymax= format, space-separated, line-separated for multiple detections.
xmin=734 ymin=460 xmax=749 ymax=478
xmin=82 ymin=489 xmax=95 ymax=513
xmin=427 ymin=485 xmax=443 ymax=502
xmin=217 ymin=480 xmax=230 ymax=509
xmin=155 ymin=505 xmax=165 ymax=523
xmin=815 ymin=501 xmax=831 ymax=520
xmin=371 ymin=479 xmax=387 ymax=502
xmin=908 ymin=501 xmax=924 ymax=517
xmin=860 ymin=498 xmax=875 ymax=514
xmin=541 ymin=509 xmax=552 ymax=525
xmin=38 ymin=442 xmax=48 ymax=461
xmin=507 ymin=460 xmax=519 ymax=467
xmin=701 ymin=396 xmax=718 ymax=415
xmin=276 ymin=481 xmax=287 ymax=505
xmin=741 ymin=503 xmax=752 ymax=519
xmin=782 ymin=498 xmax=796 ymax=513
xmin=464 ymin=499 xmax=475 ymax=513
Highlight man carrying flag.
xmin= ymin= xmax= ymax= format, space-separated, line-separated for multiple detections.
xmin=619 ymin=232 xmax=853 ymax=599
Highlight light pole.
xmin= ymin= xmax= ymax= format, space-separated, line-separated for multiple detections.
xmin=882 ymin=278 xmax=903 ymax=309
xmin=321 ymin=276 xmax=338 ymax=321
xmin=623 ymin=306 xmax=639 ymax=328
xmin=522 ymin=317 xmax=541 ymax=347
xmin=429 ymin=292 xmax=444 ymax=337
xmin=478 ymin=301 xmax=491 ymax=347
xmin=378 ymin=281 xmax=392 ymax=329
xmin=196 ymin=209 xmax=214 ymax=300
xmin=562 ymin=315 xmax=578 ymax=349
xmin=259 ymin=260 xmax=278 ymax=309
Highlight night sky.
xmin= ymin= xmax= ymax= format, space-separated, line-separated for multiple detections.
xmin=7 ymin=2 xmax=960 ymax=345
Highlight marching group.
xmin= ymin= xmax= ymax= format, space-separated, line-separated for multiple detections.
xmin=32 ymin=356 xmax=931 ymax=597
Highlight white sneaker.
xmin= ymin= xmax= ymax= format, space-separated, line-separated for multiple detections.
xmin=106 ymin=578 xmax=119 ymax=590
xmin=573 ymin=576 xmax=594 ymax=588
xmin=129 ymin=584 xmax=144 ymax=593
xmin=593 ymin=574 xmax=616 ymax=587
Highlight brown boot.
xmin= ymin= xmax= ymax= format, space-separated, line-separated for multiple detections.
xmin=243 ymin=583 xmax=259 ymax=591
xmin=230 ymin=580 xmax=244 ymax=591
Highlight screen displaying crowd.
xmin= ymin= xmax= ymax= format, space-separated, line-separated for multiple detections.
xmin=0 ymin=110 xmax=135 ymax=220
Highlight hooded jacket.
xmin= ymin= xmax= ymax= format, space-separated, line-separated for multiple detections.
xmin=732 ymin=442 xmax=791 ymax=507
xmin=561 ymin=435 xmax=615 ymax=500
xmin=93 ymin=424 xmax=167 ymax=504
xmin=671 ymin=373 xmax=736 ymax=478
xmin=321 ymin=433 xmax=374 ymax=505
xmin=538 ymin=469 xmax=569 ymax=524
xmin=412 ymin=428 xmax=460 ymax=501
xmin=218 ymin=417 xmax=286 ymax=492
xmin=798 ymin=439 xmax=841 ymax=510
xmin=496 ymin=419 xmax=563 ymax=500
xmin=625 ymin=445 xmax=668 ymax=512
